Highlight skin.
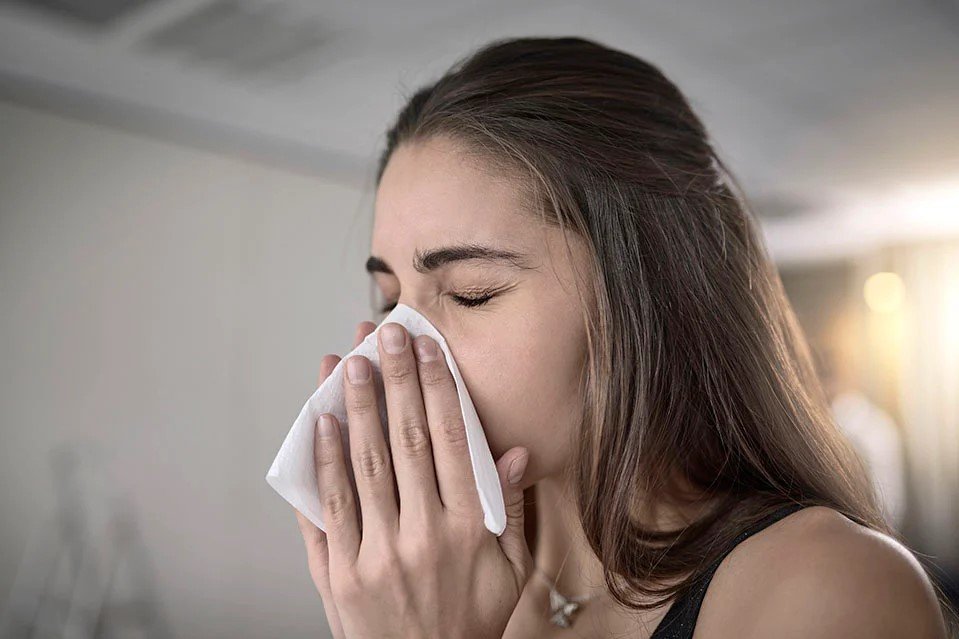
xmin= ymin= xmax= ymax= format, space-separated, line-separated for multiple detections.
xmin=294 ymin=135 xmax=948 ymax=638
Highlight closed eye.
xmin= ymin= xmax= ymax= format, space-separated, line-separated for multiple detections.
xmin=450 ymin=292 xmax=495 ymax=308
xmin=378 ymin=290 xmax=498 ymax=314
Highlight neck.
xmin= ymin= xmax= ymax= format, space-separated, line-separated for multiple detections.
xmin=528 ymin=470 xmax=711 ymax=599
xmin=516 ymin=472 xmax=702 ymax=634
xmin=530 ymin=473 xmax=606 ymax=599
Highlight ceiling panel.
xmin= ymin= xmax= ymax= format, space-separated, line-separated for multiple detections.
xmin=1 ymin=0 xmax=956 ymax=212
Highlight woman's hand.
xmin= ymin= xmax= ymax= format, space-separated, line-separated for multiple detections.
xmin=294 ymin=320 xmax=377 ymax=638
xmin=295 ymin=321 xmax=532 ymax=639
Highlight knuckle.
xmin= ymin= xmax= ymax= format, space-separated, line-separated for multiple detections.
xmin=370 ymin=553 xmax=401 ymax=585
xmin=418 ymin=362 xmax=452 ymax=389
xmin=382 ymin=361 xmax=416 ymax=384
xmin=448 ymin=506 xmax=485 ymax=543
xmin=322 ymin=491 xmax=354 ymax=525
xmin=346 ymin=390 xmax=377 ymax=415
xmin=406 ymin=536 xmax=438 ymax=570
xmin=332 ymin=571 xmax=363 ymax=603
xmin=315 ymin=440 xmax=338 ymax=468
xmin=395 ymin=413 xmax=431 ymax=457
xmin=460 ymin=522 xmax=487 ymax=547
xmin=352 ymin=547 xmax=402 ymax=595
xmin=357 ymin=446 xmax=390 ymax=479
xmin=441 ymin=413 xmax=469 ymax=448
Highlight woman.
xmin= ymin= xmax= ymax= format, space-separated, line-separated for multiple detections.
xmin=293 ymin=36 xmax=953 ymax=637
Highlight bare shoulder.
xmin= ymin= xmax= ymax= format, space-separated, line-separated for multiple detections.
xmin=695 ymin=506 xmax=948 ymax=639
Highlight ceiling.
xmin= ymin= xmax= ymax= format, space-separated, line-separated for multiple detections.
xmin=1 ymin=0 xmax=958 ymax=221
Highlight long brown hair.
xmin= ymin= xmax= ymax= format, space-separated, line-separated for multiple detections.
xmin=372 ymin=35 xmax=935 ymax=616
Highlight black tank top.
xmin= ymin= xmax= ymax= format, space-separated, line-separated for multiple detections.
xmin=649 ymin=503 xmax=806 ymax=639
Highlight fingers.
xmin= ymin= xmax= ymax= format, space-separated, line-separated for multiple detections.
xmin=296 ymin=509 xmax=348 ymax=639
xmin=294 ymin=507 xmax=332 ymax=582
xmin=375 ymin=323 xmax=441 ymax=528
xmin=315 ymin=414 xmax=361 ymax=565
xmin=494 ymin=448 xmax=532 ymax=583
xmin=301 ymin=321 xmax=372 ymax=639
xmin=411 ymin=334 xmax=483 ymax=520
xmin=318 ymin=354 xmax=341 ymax=387
xmin=354 ymin=320 xmax=377 ymax=348
xmin=343 ymin=354 xmax=399 ymax=536
xmin=317 ymin=319 xmax=373 ymax=388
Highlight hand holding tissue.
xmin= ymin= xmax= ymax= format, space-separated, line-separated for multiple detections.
xmin=265 ymin=303 xmax=507 ymax=536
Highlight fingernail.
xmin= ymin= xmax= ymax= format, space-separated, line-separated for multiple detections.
xmin=318 ymin=414 xmax=335 ymax=437
xmin=380 ymin=323 xmax=406 ymax=354
xmin=347 ymin=356 xmax=370 ymax=383
xmin=508 ymin=452 xmax=529 ymax=485
xmin=414 ymin=336 xmax=439 ymax=362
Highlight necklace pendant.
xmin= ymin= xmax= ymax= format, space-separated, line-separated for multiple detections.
xmin=548 ymin=589 xmax=582 ymax=628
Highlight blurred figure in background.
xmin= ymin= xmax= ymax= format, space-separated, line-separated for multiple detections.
xmin=819 ymin=310 xmax=907 ymax=531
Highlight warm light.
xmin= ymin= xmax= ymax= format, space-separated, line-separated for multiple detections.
xmin=864 ymin=272 xmax=905 ymax=313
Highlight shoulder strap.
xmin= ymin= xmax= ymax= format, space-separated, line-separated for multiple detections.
xmin=649 ymin=503 xmax=806 ymax=639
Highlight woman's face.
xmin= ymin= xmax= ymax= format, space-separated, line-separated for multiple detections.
xmin=369 ymin=135 xmax=590 ymax=486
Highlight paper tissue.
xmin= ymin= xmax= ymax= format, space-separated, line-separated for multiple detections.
xmin=265 ymin=303 xmax=507 ymax=536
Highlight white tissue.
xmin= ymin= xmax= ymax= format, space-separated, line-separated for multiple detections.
xmin=265 ymin=303 xmax=507 ymax=536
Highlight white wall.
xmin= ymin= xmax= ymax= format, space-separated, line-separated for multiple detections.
xmin=0 ymin=99 xmax=375 ymax=638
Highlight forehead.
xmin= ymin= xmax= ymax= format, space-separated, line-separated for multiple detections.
xmin=372 ymin=136 xmax=538 ymax=257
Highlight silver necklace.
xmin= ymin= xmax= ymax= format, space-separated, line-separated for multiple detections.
xmin=533 ymin=565 xmax=601 ymax=628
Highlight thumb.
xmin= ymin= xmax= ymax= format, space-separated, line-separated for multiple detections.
xmin=495 ymin=447 xmax=532 ymax=585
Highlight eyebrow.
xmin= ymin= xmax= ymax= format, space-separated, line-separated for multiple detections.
xmin=365 ymin=242 xmax=536 ymax=276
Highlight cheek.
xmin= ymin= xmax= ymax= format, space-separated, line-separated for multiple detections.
xmin=455 ymin=323 xmax=586 ymax=471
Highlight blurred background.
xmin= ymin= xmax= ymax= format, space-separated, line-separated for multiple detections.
xmin=1 ymin=0 xmax=957 ymax=637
